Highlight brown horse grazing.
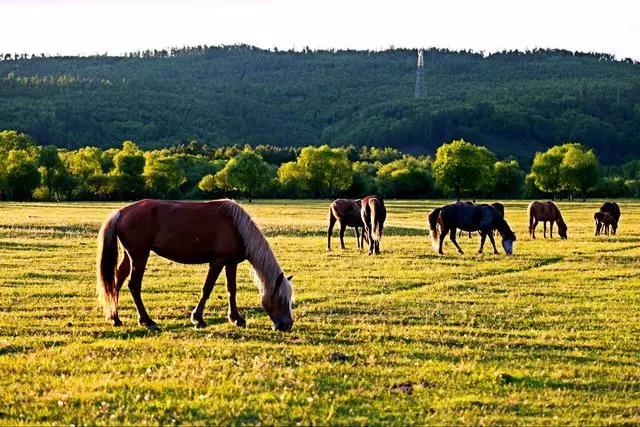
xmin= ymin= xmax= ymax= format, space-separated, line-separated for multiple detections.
xmin=528 ymin=201 xmax=567 ymax=239
xmin=599 ymin=202 xmax=621 ymax=235
xmin=96 ymin=199 xmax=294 ymax=332
xmin=361 ymin=195 xmax=386 ymax=255
xmin=594 ymin=211 xmax=615 ymax=236
xmin=327 ymin=198 xmax=366 ymax=251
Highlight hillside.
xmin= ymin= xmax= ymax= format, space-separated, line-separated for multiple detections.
xmin=1 ymin=46 xmax=639 ymax=163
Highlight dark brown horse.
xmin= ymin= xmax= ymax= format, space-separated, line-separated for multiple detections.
xmin=361 ymin=195 xmax=386 ymax=255
xmin=327 ymin=198 xmax=366 ymax=251
xmin=528 ymin=201 xmax=567 ymax=239
xmin=594 ymin=211 xmax=615 ymax=236
xmin=96 ymin=199 xmax=294 ymax=331
xmin=429 ymin=203 xmax=516 ymax=255
xmin=599 ymin=202 xmax=621 ymax=235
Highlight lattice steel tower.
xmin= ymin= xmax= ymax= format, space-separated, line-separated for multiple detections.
xmin=415 ymin=49 xmax=426 ymax=98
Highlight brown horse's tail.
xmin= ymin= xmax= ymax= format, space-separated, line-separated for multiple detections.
xmin=369 ymin=199 xmax=382 ymax=241
xmin=96 ymin=210 xmax=121 ymax=321
xmin=428 ymin=207 xmax=440 ymax=251
xmin=527 ymin=202 xmax=534 ymax=235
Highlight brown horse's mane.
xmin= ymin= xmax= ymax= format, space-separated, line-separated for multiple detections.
xmin=220 ymin=200 xmax=294 ymax=306
xmin=549 ymin=201 xmax=566 ymax=226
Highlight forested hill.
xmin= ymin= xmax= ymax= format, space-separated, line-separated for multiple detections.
xmin=1 ymin=46 xmax=639 ymax=163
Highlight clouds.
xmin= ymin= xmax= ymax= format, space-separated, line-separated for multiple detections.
xmin=1 ymin=0 xmax=638 ymax=59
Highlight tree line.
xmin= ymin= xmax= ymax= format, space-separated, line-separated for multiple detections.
xmin=1 ymin=129 xmax=636 ymax=202
xmin=1 ymin=46 xmax=639 ymax=164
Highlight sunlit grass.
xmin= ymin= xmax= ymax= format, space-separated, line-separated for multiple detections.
xmin=0 ymin=200 xmax=639 ymax=425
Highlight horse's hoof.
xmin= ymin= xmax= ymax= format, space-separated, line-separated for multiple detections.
xmin=139 ymin=319 xmax=159 ymax=331
xmin=112 ymin=318 xmax=123 ymax=327
xmin=230 ymin=317 xmax=246 ymax=328
xmin=194 ymin=321 xmax=207 ymax=329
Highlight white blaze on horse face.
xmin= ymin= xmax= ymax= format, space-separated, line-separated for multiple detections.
xmin=502 ymin=239 xmax=514 ymax=255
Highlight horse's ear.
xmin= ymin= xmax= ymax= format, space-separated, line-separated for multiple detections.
xmin=286 ymin=274 xmax=294 ymax=281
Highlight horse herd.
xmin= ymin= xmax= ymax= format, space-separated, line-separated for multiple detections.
xmin=329 ymin=197 xmax=622 ymax=257
xmin=96 ymin=198 xmax=621 ymax=332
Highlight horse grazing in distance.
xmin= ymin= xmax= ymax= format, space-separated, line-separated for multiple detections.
xmin=599 ymin=202 xmax=621 ymax=235
xmin=528 ymin=201 xmax=567 ymax=239
xmin=429 ymin=203 xmax=516 ymax=255
xmin=594 ymin=211 xmax=616 ymax=236
xmin=96 ymin=199 xmax=294 ymax=332
xmin=327 ymin=199 xmax=366 ymax=251
xmin=361 ymin=195 xmax=386 ymax=255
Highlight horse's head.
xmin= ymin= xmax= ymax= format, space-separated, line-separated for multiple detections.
xmin=558 ymin=222 xmax=568 ymax=239
xmin=498 ymin=219 xmax=516 ymax=255
xmin=262 ymin=273 xmax=294 ymax=332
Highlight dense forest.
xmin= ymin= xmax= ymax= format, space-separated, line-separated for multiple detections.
xmin=1 ymin=45 xmax=639 ymax=164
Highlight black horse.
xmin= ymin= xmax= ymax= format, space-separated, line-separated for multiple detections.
xmin=599 ymin=202 xmax=621 ymax=235
xmin=429 ymin=203 xmax=516 ymax=255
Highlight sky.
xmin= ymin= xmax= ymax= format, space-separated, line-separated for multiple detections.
xmin=1 ymin=0 xmax=639 ymax=60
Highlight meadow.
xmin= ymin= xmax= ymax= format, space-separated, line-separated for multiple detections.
xmin=0 ymin=200 xmax=639 ymax=425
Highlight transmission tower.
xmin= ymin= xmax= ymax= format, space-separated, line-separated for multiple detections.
xmin=415 ymin=49 xmax=426 ymax=99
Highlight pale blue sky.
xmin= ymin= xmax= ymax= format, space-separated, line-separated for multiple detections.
xmin=2 ymin=0 xmax=639 ymax=59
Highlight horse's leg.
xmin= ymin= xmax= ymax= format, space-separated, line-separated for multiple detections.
xmin=112 ymin=251 xmax=131 ymax=326
xmin=327 ymin=212 xmax=336 ymax=252
xmin=478 ymin=232 xmax=487 ymax=254
xmin=191 ymin=260 xmax=225 ymax=329
xmin=224 ymin=262 xmax=245 ymax=327
xmin=488 ymin=232 xmax=499 ymax=254
xmin=543 ymin=221 xmax=547 ymax=239
xmin=550 ymin=221 xmax=554 ymax=239
xmin=364 ymin=222 xmax=375 ymax=255
xmin=374 ymin=239 xmax=380 ymax=255
xmin=339 ymin=222 xmax=347 ymax=250
xmin=530 ymin=218 xmax=538 ymax=239
xmin=127 ymin=251 xmax=156 ymax=329
xmin=438 ymin=225 xmax=448 ymax=255
xmin=450 ymin=228 xmax=464 ymax=255
xmin=594 ymin=220 xmax=599 ymax=236
xmin=355 ymin=227 xmax=361 ymax=249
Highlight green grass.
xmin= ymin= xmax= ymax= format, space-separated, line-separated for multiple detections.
xmin=1 ymin=200 xmax=639 ymax=425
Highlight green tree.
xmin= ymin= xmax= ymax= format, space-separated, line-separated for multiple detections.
xmin=376 ymin=157 xmax=434 ymax=198
xmin=113 ymin=141 xmax=145 ymax=199
xmin=432 ymin=139 xmax=495 ymax=200
xmin=0 ymin=130 xmax=35 ymax=153
xmin=6 ymin=150 xmax=41 ymax=200
xmin=561 ymin=143 xmax=599 ymax=201
xmin=295 ymin=145 xmax=352 ymax=197
xmin=143 ymin=151 xmax=186 ymax=197
xmin=530 ymin=145 xmax=567 ymax=199
xmin=39 ymin=145 xmax=63 ymax=200
xmin=198 ymin=174 xmax=218 ymax=194
xmin=214 ymin=149 xmax=273 ymax=201
xmin=349 ymin=161 xmax=379 ymax=196
xmin=277 ymin=161 xmax=309 ymax=198
xmin=493 ymin=159 xmax=525 ymax=198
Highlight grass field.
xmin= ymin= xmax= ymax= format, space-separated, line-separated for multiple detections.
xmin=1 ymin=200 xmax=639 ymax=425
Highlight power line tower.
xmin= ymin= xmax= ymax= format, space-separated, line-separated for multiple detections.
xmin=415 ymin=49 xmax=426 ymax=99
